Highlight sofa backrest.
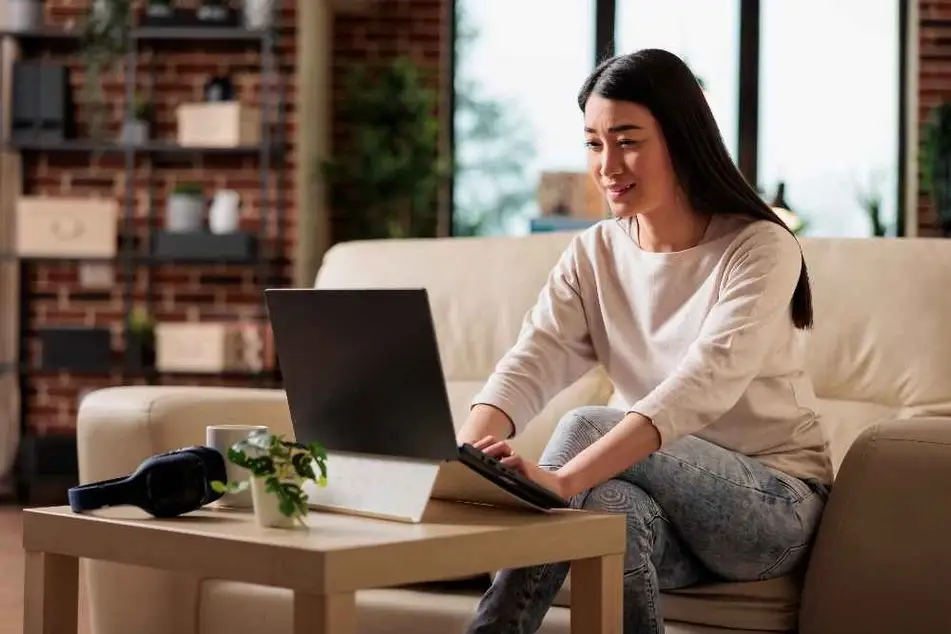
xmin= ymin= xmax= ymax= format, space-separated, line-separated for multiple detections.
xmin=315 ymin=230 xmax=951 ymax=471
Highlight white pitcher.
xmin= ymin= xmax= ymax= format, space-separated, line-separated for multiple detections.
xmin=208 ymin=189 xmax=242 ymax=234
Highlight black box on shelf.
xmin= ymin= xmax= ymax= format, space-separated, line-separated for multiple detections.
xmin=152 ymin=231 xmax=258 ymax=263
xmin=10 ymin=62 xmax=75 ymax=143
xmin=38 ymin=326 xmax=112 ymax=372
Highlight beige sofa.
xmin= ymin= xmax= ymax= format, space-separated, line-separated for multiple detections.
xmin=75 ymin=230 xmax=951 ymax=634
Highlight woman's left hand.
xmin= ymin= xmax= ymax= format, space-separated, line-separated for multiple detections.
xmin=472 ymin=436 xmax=571 ymax=499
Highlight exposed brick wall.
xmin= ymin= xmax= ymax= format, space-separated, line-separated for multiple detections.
xmin=919 ymin=0 xmax=951 ymax=236
xmin=20 ymin=0 xmax=449 ymax=436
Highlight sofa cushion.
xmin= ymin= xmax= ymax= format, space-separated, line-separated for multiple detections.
xmin=551 ymin=573 xmax=799 ymax=632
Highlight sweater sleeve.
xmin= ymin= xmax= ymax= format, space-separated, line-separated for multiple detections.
xmin=627 ymin=223 xmax=805 ymax=446
xmin=472 ymin=238 xmax=598 ymax=435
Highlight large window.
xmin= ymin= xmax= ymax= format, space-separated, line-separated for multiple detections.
xmin=451 ymin=1 xmax=906 ymax=238
xmin=615 ymin=0 xmax=741 ymax=162
xmin=452 ymin=0 xmax=596 ymax=236
xmin=757 ymin=1 xmax=900 ymax=237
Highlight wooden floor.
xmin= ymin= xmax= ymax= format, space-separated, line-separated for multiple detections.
xmin=1 ymin=505 xmax=90 ymax=634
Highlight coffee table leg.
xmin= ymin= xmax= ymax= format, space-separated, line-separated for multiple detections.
xmin=570 ymin=553 xmax=623 ymax=634
xmin=295 ymin=590 xmax=357 ymax=634
xmin=23 ymin=551 xmax=79 ymax=634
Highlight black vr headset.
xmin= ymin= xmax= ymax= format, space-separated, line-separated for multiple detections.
xmin=68 ymin=445 xmax=227 ymax=518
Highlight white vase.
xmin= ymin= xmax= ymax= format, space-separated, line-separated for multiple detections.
xmin=251 ymin=477 xmax=297 ymax=528
xmin=242 ymin=0 xmax=274 ymax=30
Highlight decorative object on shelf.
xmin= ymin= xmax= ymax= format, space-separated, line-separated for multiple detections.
xmin=176 ymin=101 xmax=261 ymax=148
xmin=38 ymin=326 xmax=112 ymax=372
xmin=205 ymin=424 xmax=269 ymax=508
xmin=537 ymin=171 xmax=606 ymax=220
xmin=319 ymin=56 xmax=447 ymax=240
xmin=155 ymin=321 xmax=247 ymax=373
xmin=198 ymin=0 xmax=239 ymax=26
xmin=120 ymin=93 xmax=153 ymax=146
xmin=165 ymin=182 xmax=205 ymax=232
xmin=125 ymin=307 xmax=156 ymax=371
xmin=152 ymin=230 xmax=257 ymax=262
xmin=3 ymin=0 xmax=42 ymax=32
xmin=769 ymin=182 xmax=807 ymax=235
xmin=208 ymin=189 xmax=242 ymax=234
xmin=15 ymin=196 xmax=119 ymax=258
xmin=144 ymin=0 xmax=174 ymax=21
xmin=921 ymin=102 xmax=951 ymax=237
xmin=10 ymin=62 xmax=74 ymax=143
xmin=79 ymin=0 xmax=133 ymax=139
xmin=203 ymin=75 xmax=235 ymax=102
xmin=211 ymin=428 xmax=329 ymax=528
xmin=242 ymin=0 xmax=275 ymax=30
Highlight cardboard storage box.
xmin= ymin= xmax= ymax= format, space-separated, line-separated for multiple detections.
xmin=156 ymin=322 xmax=244 ymax=373
xmin=15 ymin=196 xmax=118 ymax=258
xmin=156 ymin=321 xmax=272 ymax=373
xmin=175 ymin=101 xmax=261 ymax=147
xmin=537 ymin=171 xmax=607 ymax=220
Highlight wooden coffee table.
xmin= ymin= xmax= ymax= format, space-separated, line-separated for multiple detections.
xmin=22 ymin=501 xmax=626 ymax=634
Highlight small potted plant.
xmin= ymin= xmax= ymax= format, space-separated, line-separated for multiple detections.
xmin=166 ymin=181 xmax=205 ymax=232
xmin=125 ymin=307 xmax=155 ymax=370
xmin=211 ymin=429 xmax=328 ymax=528
xmin=121 ymin=93 xmax=153 ymax=146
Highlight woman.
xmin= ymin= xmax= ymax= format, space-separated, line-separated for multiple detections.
xmin=456 ymin=49 xmax=833 ymax=634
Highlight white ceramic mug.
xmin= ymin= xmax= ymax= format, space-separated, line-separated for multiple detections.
xmin=206 ymin=424 xmax=268 ymax=508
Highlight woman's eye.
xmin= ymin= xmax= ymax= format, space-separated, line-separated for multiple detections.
xmin=584 ymin=140 xmax=601 ymax=150
xmin=618 ymin=139 xmax=640 ymax=147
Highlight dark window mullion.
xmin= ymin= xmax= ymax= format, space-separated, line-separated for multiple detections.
xmin=737 ymin=0 xmax=760 ymax=188
xmin=595 ymin=0 xmax=616 ymax=64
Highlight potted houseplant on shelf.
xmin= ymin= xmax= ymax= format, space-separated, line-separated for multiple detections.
xmin=79 ymin=0 xmax=133 ymax=139
xmin=125 ymin=307 xmax=156 ymax=371
xmin=166 ymin=181 xmax=205 ymax=232
xmin=211 ymin=429 xmax=329 ymax=528
xmin=120 ymin=93 xmax=153 ymax=146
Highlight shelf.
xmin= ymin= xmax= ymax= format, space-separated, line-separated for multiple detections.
xmin=0 ymin=25 xmax=270 ymax=43
xmin=0 ymin=27 xmax=82 ymax=42
xmin=6 ymin=138 xmax=282 ymax=156
xmin=133 ymin=27 xmax=270 ymax=42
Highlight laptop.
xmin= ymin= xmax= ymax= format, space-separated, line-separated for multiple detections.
xmin=263 ymin=287 xmax=568 ymax=522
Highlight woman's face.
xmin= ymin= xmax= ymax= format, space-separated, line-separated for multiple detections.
xmin=583 ymin=94 xmax=679 ymax=218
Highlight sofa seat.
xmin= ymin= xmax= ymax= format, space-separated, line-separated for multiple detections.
xmin=198 ymin=578 xmax=783 ymax=634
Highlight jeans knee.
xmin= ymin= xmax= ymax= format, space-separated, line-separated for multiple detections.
xmin=559 ymin=405 xmax=624 ymax=435
xmin=540 ymin=406 xmax=625 ymax=469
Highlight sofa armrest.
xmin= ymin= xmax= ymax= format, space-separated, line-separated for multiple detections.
xmin=75 ymin=385 xmax=290 ymax=634
xmin=799 ymin=416 xmax=951 ymax=634
xmin=78 ymin=385 xmax=291 ymax=483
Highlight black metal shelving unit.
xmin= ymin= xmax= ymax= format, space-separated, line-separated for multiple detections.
xmin=0 ymin=19 xmax=290 ymax=504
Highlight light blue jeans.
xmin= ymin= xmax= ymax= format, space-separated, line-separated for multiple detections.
xmin=465 ymin=406 xmax=830 ymax=634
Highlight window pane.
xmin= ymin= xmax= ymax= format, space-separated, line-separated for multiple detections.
xmin=758 ymin=1 xmax=900 ymax=237
xmin=615 ymin=1 xmax=741 ymax=161
xmin=453 ymin=0 xmax=595 ymax=236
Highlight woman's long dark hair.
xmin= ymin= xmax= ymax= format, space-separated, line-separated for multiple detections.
xmin=578 ymin=49 xmax=813 ymax=330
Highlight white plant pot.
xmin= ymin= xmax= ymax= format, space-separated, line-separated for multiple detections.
xmin=5 ymin=0 xmax=42 ymax=31
xmin=251 ymin=477 xmax=297 ymax=529
xmin=120 ymin=119 xmax=149 ymax=146
xmin=165 ymin=193 xmax=204 ymax=232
